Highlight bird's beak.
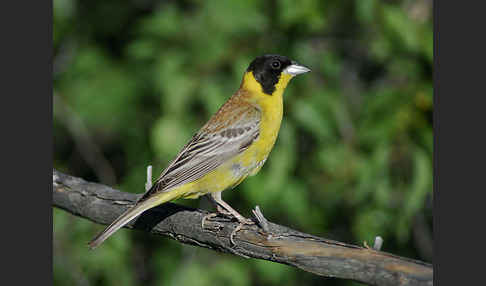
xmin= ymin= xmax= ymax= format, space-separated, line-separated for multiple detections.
xmin=284 ymin=62 xmax=311 ymax=76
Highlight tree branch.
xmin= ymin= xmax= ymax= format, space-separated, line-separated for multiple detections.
xmin=53 ymin=169 xmax=433 ymax=286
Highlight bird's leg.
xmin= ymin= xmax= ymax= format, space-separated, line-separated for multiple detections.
xmin=201 ymin=192 xmax=255 ymax=244
xmin=201 ymin=212 xmax=219 ymax=229
xmin=202 ymin=192 xmax=232 ymax=228
xmin=216 ymin=204 xmax=233 ymax=216
xmin=207 ymin=192 xmax=250 ymax=222
xmin=208 ymin=191 xmax=254 ymax=245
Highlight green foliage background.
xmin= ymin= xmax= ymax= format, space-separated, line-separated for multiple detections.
xmin=53 ymin=0 xmax=433 ymax=285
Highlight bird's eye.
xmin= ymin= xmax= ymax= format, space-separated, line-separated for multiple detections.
xmin=271 ymin=60 xmax=281 ymax=69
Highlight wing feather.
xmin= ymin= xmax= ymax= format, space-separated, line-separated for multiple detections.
xmin=140 ymin=102 xmax=260 ymax=200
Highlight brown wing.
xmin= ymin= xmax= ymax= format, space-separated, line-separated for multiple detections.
xmin=140 ymin=99 xmax=260 ymax=200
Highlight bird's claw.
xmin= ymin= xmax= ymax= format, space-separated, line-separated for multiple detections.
xmin=202 ymin=211 xmax=254 ymax=246
xmin=201 ymin=213 xmax=219 ymax=229
xmin=230 ymin=218 xmax=254 ymax=245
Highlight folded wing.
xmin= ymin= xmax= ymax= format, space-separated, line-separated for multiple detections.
xmin=140 ymin=101 xmax=260 ymax=200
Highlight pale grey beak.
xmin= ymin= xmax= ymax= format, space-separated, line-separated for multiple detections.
xmin=284 ymin=62 xmax=311 ymax=76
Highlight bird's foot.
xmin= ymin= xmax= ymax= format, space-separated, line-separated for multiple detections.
xmin=201 ymin=212 xmax=219 ymax=229
xmin=201 ymin=211 xmax=255 ymax=246
xmin=216 ymin=205 xmax=234 ymax=217
xmin=230 ymin=217 xmax=254 ymax=245
xmin=201 ymin=207 xmax=242 ymax=229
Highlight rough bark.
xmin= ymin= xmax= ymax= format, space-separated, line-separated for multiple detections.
xmin=53 ymin=169 xmax=433 ymax=286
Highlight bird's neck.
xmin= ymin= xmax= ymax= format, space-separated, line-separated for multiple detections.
xmin=238 ymin=72 xmax=285 ymax=155
xmin=240 ymin=71 xmax=292 ymax=97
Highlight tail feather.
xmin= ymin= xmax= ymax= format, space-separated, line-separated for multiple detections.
xmin=88 ymin=191 xmax=178 ymax=249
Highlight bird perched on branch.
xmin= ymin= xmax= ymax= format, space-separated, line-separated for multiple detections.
xmin=88 ymin=54 xmax=311 ymax=249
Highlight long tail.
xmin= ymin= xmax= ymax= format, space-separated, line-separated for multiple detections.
xmin=88 ymin=191 xmax=178 ymax=249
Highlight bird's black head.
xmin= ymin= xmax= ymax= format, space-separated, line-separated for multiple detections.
xmin=246 ymin=54 xmax=310 ymax=95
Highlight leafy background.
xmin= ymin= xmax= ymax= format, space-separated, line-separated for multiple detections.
xmin=53 ymin=0 xmax=433 ymax=285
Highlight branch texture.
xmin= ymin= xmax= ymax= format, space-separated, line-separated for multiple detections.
xmin=53 ymin=169 xmax=433 ymax=286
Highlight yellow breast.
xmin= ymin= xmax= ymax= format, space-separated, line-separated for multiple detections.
xmin=177 ymin=71 xmax=292 ymax=198
xmin=235 ymin=71 xmax=292 ymax=172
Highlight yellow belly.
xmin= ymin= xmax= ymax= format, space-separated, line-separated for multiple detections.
xmin=179 ymin=95 xmax=283 ymax=199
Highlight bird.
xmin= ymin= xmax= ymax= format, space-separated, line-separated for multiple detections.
xmin=88 ymin=54 xmax=310 ymax=249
